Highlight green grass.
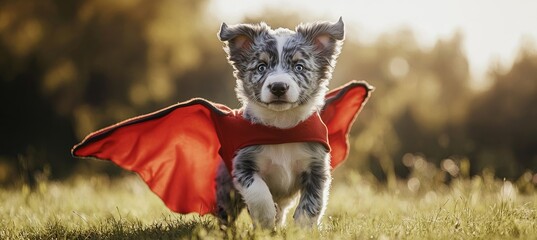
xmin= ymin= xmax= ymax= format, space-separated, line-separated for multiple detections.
xmin=1 ymin=171 xmax=536 ymax=240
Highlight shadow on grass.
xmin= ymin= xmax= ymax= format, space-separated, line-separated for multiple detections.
xmin=22 ymin=216 xmax=291 ymax=240
xmin=23 ymin=216 xmax=220 ymax=240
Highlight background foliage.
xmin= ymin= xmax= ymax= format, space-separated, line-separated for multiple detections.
xmin=1 ymin=0 xmax=536 ymax=188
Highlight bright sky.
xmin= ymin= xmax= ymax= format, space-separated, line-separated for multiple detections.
xmin=208 ymin=0 xmax=537 ymax=87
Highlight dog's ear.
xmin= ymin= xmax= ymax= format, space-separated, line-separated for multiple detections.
xmin=296 ymin=17 xmax=345 ymax=53
xmin=218 ymin=23 xmax=268 ymax=65
xmin=218 ymin=23 xmax=255 ymax=50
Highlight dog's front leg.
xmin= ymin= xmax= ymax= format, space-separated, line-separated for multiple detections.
xmin=232 ymin=146 xmax=276 ymax=229
xmin=294 ymin=151 xmax=331 ymax=228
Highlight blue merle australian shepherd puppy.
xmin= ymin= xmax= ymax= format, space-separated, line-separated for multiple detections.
xmin=215 ymin=17 xmax=345 ymax=229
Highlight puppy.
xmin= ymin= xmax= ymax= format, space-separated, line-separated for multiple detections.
xmin=215 ymin=17 xmax=345 ymax=229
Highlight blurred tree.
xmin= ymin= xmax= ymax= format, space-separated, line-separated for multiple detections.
xmin=466 ymin=50 xmax=537 ymax=178
xmin=335 ymin=29 xmax=472 ymax=180
xmin=0 ymin=0 xmax=215 ymax=184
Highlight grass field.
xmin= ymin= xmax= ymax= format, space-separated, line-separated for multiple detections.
xmin=1 ymin=169 xmax=536 ymax=240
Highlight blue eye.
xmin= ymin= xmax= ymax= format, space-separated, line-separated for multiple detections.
xmin=257 ymin=64 xmax=267 ymax=73
xmin=294 ymin=64 xmax=304 ymax=72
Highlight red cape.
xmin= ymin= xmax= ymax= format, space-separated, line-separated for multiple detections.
xmin=72 ymin=80 xmax=372 ymax=215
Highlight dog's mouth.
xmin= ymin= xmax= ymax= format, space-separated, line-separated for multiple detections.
xmin=258 ymin=96 xmax=293 ymax=105
xmin=268 ymin=100 xmax=289 ymax=105
xmin=255 ymin=93 xmax=301 ymax=111
xmin=264 ymin=98 xmax=299 ymax=106
xmin=261 ymin=100 xmax=300 ymax=112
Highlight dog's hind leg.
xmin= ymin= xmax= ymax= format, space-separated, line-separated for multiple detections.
xmin=215 ymin=161 xmax=244 ymax=228
xmin=275 ymin=197 xmax=298 ymax=227
xmin=232 ymin=146 xmax=277 ymax=229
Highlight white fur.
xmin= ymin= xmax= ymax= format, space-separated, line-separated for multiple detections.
xmin=246 ymin=101 xmax=315 ymax=129
xmin=257 ymin=143 xmax=313 ymax=195
xmin=234 ymin=143 xmax=315 ymax=227
xmin=274 ymin=33 xmax=287 ymax=60
xmin=234 ymin=174 xmax=276 ymax=228
xmin=246 ymin=84 xmax=328 ymax=129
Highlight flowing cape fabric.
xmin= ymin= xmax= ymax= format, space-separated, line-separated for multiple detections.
xmin=72 ymin=80 xmax=372 ymax=215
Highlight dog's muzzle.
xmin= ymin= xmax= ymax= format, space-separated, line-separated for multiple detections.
xmin=268 ymin=82 xmax=289 ymax=97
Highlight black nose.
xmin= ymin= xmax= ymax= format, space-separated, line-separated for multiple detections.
xmin=269 ymin=82 xmax=289 ymax=97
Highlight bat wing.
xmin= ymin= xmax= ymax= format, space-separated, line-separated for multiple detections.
xmin=321 ymin=80 xmax=373 ymax=169
xmin=72 ymin=80 xmax=372 ymax=214
xmin=72 ymin=99 xmax=229 ymax=215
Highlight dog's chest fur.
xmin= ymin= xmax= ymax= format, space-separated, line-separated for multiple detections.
xmin=254 ymin=142 xmax=313 ymax=200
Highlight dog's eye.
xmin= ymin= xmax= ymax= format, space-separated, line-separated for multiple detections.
xmin=294 ymin=64 xmax=304 ymax=72
xmin=257 ymin=64 xmax=267 ymax=73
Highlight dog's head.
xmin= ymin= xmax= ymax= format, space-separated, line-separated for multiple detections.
xmin=218 ymin=18 xmax=345 ymax=113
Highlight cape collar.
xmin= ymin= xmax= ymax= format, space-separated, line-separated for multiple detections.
xmin=215 ymin=110 xmax=330 ymax=172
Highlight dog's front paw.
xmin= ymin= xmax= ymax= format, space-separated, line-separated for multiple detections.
xmin=293 ymin=208 xmax=317 ymax=228
xmin=248 ymin=201 xmax=277 ymax=229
